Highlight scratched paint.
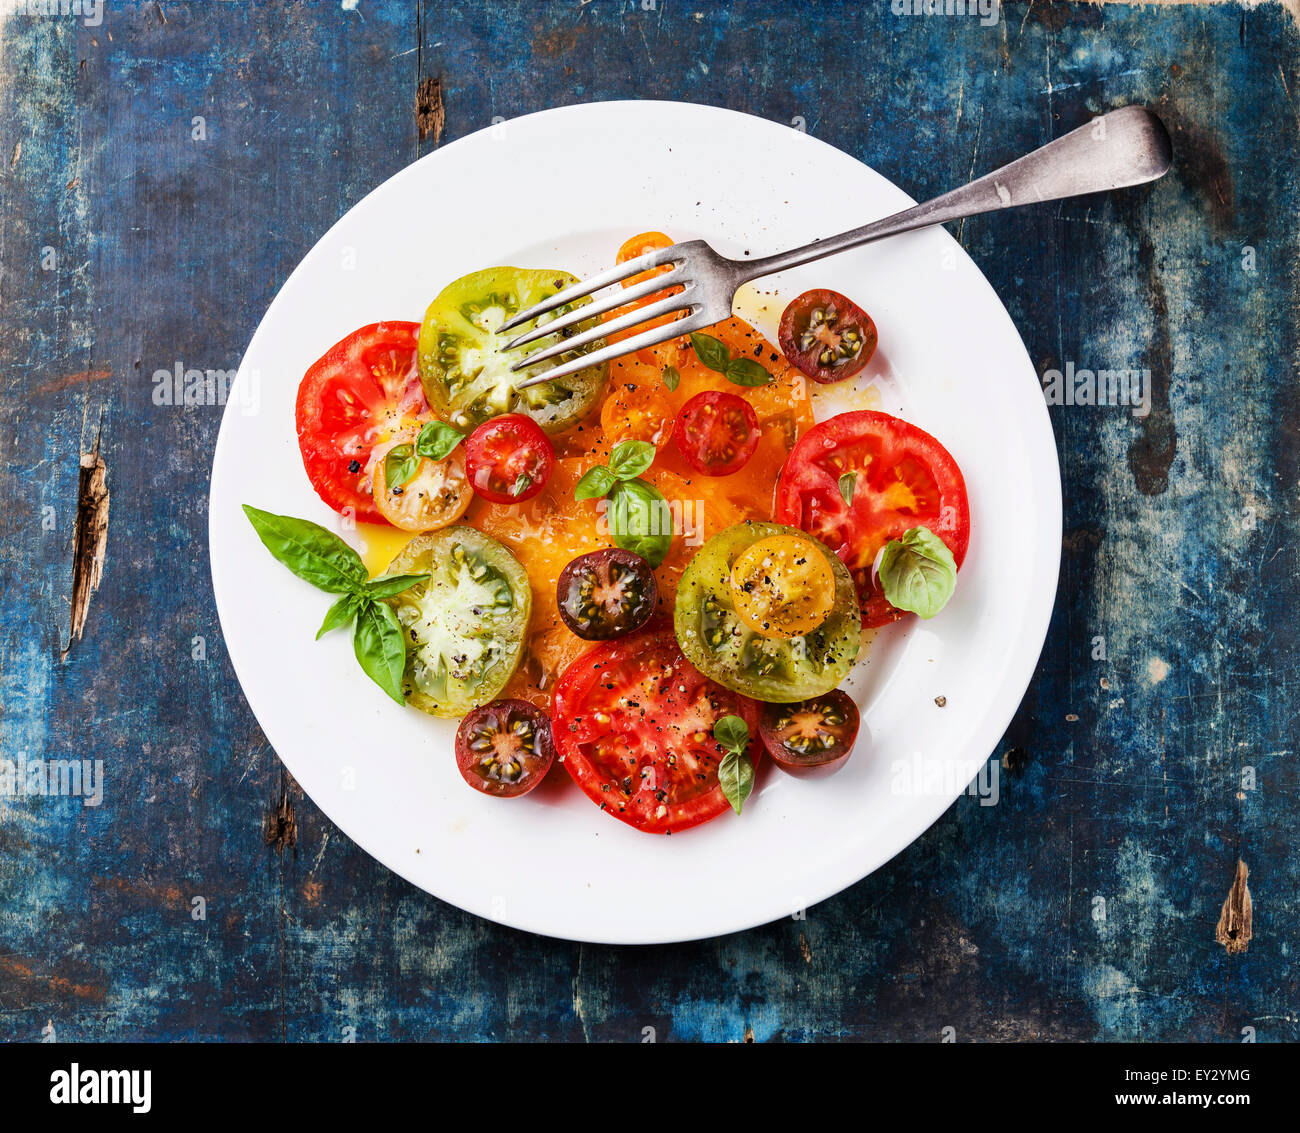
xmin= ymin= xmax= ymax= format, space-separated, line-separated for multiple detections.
xmin=0 ymin=1 xmax=1296 ymax=1041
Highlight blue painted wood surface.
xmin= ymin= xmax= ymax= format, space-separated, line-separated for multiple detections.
xmin=0 ymin=0 xmax=1296 ymax=1041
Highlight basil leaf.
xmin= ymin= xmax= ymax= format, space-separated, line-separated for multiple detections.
xmin=713 ymin=714 xmax=749 ymax=754
xmin=690 ymin=332 xmax=731 ymax=373
xmin=719 ymin=749 xmax=755 ymax=815
xmin=316 ymin=593 xmax=362 ymax=640
xmin=415 ymin=421 xmax=464 ymax=463
xmin=574 ymin=465 xmax=618 ymax=502
xmin=352 ymin=600 xmax=407 ymax=705
xmin=878 ymin=525 xmax=958 ymax=619
xmin=662 ymin=365 xmax=680 ymax=392
xmin=725 ymin=357 xmax=772 ymax=387
xmin=511 ymin=472 xmax=533 ymax=498
xmin=838 ymin=472 xmax=856 ymax=505
xmin=607 ymin=478 xmax=672 ymax=568
xmin=607 ymin=439 xmax=656 ymax=480
xmin=362 ymin=573 xmax=430 ymax=599
xmin=243 ymin=505 xmax=367 ymax=593
xmin=384 ymin=443 xmax=420 ymax=489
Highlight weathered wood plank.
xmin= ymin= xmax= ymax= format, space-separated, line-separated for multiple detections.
xmin=0 ymin=0 xmax=1295 ymax=1041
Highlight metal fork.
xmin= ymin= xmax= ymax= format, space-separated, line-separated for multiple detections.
xmin=500 ymin=105 xmax=1171 ymax=387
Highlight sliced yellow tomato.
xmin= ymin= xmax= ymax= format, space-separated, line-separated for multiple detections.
xmin=372 ymin=447 xmax=472 ymax=532
xmin=729 ymin=534 xmax=836 ymax=638
xmin=600 ymin=381 xmax=674 ymax=448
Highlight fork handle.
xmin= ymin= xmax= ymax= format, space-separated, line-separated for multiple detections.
xmin=736 ymin=106 xmax=1172 ymax=284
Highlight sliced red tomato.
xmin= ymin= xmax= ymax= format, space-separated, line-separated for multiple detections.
xmin=778 ymin=289 xmax=877 ymax=384
xmin=774 ymin=410 xmax=970 ymax=628
xmin=465 ymin=413 xmax=555 ymax=504
xmin=672 ymin=390 xmax=760 ymax=477
xmin=295 ymin=322 xmax=429 ymax=523
xmin=552 ymin=625 xmax=761 ymax=834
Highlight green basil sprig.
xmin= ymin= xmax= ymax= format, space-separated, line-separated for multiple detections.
xmin=384 ymin=444 xmax=420 ymax=490
xmin=607 ymin=477 xmax=673 ymax=568
xmin=877 ymin=525 xmax=958 ymax=620
xmin=713 ymin=714 xmax=755 ymax=815
xmin=662 ymin=365 xmax=681 ymax=392
xmin=415 ymin=421 xmax=465 ymax=463
xmin=243 ymin=505 xmax=427 ymax=704
xmin=384 ymin=422 xmax=466 ymax=489
xmin=352 ymin=601 xmax=407 ymax=706
xmin=690 ymin=332 xmax=773 ymax=387
xmin=573 ymin=465 xmax=618 ymax=502
xmin=573 ymin=439 xmax=672 ymax=568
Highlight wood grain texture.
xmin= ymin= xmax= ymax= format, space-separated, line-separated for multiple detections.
xmin=0 ymin=0 xmax=1296 ymax=1042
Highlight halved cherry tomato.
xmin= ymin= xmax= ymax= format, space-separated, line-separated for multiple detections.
xmin=557 ymin=549 xmax=658 ymax=641
xmin=758 ymin=690 xmax=859 ymax=777
xmin=295 ymin=322 xmax=430 ymax=523
xmin=455 ymin=699 xmax=555 ymax=798
xmin=616 ymin=230 xmax=675 ymax=292
xmin=552 ymin=625 xmax=761 ymax=834
xmin=774 ymin=410 xmax=970 ymax=628
xmin=778 ymin=289 xmax=877 ymax=384
xmin=465 ymin=413 xmax=555 ymax=504
xmin=672 ymin=390 xmax=760 ymax=477
xmin=371 ymin=445 xmax=472 ymax=532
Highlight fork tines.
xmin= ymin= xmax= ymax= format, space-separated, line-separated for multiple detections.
xmin=500 ymin=244 xmax=702 ymax=389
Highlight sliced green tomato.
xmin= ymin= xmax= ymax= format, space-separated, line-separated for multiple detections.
xmin=383 ymin=526 xmax=531 ymax=717
xmin=417 ymin=267 xmax=608 ymax=435
xmin=674 ymin=520 xmax=862 ymax=703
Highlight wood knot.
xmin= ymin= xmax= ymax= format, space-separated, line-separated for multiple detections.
xmin=1001 ymin=746 xmax=1030 ymax=774
xmin=1215 ymin=859 xmax=1252 ymax=955
xmin=64 ymin=448 xmax=110 ymax=658
xmin=264 ymin=783 xmax=298 ymax=852
xmin=416 ymin=75 xmax=445 ymax=144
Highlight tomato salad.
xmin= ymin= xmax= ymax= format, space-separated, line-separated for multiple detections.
xmin=245 ymin=231 xmax=971 ymax=834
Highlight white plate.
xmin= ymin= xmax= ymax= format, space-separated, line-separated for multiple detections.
xmin=209 ymin=101 xmax=1060 ymax=944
